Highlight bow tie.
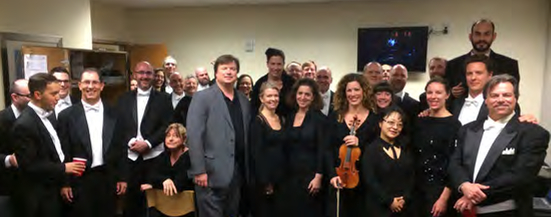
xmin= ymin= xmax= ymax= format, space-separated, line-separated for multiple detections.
xmin=83 ymin=104 xmax=100 ymax=112
xmin=483 ymin=119 xmax=505 ymax=131
xmin=465 ymin=98 xmax=479 ymax=107
xmin=37 ymin=111 xmax=54 ymax=119
xmin=138 ymin=92 xmax=150 ymax=97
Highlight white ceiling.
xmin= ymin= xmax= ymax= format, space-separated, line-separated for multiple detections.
xmin=93 ymin=0 xmax=367 ymax=8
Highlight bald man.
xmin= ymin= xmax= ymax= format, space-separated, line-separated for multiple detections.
xmin=390 ymin=64 xmax=420 ymax=121
xmin=382 ymin=64 xmax=392 ymax=81
xmin=316 ymin=67 xmax=334 ymax=116
xmin=195 ymin=67 xmax=211 ymax=92
xmin=116 ymin=61 xmax=172 ymax=217
xmin=163 ymin=56 xmax=178 ymax=94
xmin=363 ymin=62 xmax=383 ymax=86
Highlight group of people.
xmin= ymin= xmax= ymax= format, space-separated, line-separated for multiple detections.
xmin=0 ymin=18 xmax=549 ymax=217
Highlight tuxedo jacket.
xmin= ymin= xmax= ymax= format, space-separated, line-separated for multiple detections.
xmin=322 ymin=90 xmax=335 ymax=117
xmin=115 ymin=89 xmax=173 ymax=153
xmin=172 ymin=95 xmax=192 ymax=127
xmin=0 ymin=106 xmax=17 ymax=195
xmin=445 ymin=50 xmax=520 ymax=95
xmin=448 ymin=116 xmax=550 ymax=217
xmin=57 ymin=102 xmax=128 ymax=184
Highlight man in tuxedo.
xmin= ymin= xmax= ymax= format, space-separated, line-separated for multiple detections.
xmin=163 ymin=56 xmax=178 ymax=94
xmin=187 ymin=54 xmax=251 ymax=217
xmin=0 ymin=79 xmax=29 ymax=216
xmin=12 ymin=73 xmax=86 ymax=217
xmin=195 ymin=67 xmax=211 ymax=91
xmin=316 ymin=66 xmax=334 ymax=116
xmin=58 ymin=68 xmax=128 ymax=217
xmin=168 ymin=72 xmax=185 ymax=109
xmin=173 ymin=74 xmax=198 ymax=126
xmin=362 ymin=61 xmax=383 ymax=87
xmin=116 ymin=61 xmax=172 ymax=217
xmin=389 ymin=64 xmax=420 ymax=120
xmin=50 ymin=66 xmax=78 ymax=118
xmin=419 ymin=57 xmax=448 ymax=111
xmin=445 ymin=19 xmax=520 ymax=98
xmin=448 ymin=74 xmax=549 ymax=217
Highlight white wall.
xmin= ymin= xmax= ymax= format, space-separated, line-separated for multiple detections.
xmin=0 ymin=0 xmax=93 ymax=108
xmin=91 ymin=1 xmax=129 ymax=41
xmin=125 ymin=0 xmax=550 ymax=119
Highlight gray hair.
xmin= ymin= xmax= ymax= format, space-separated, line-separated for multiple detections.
xmin=483 ymin=74 xmax=519 ymax=99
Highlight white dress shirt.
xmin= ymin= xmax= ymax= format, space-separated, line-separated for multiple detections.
xmin=395 ymin=91 xmax=405 ymax=101
xmin=165 ymin=85 xmax=173 ymax=94
xmin=321 ymin=91 xmax=332 ymax=116
xmin=473 ymin=112 xmax=515 ymax=181
xmin=4 ymin=104 xmax=22 ymax=167
xmin=128 ymin=87 xmax=164 ymax=161
xmin=28 ymin=102 xmax=64 ymax=162
xmin=458 ymin=93 xmax=484 ymax=126
xmin=55 ymin=95 xmax=72 ymax=118
xmin=197 ymin=84 xmax=209 ymax=92
xmin=171 ymin=92 xmax=185 ymax=109
xmin=82 ymin=100 xmax=104 ymax=168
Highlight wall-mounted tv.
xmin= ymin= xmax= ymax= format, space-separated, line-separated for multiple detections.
xmin=357 ymin=26 xmax=429 ymax=72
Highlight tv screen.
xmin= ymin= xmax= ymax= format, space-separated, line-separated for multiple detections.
xmin=357 ymin=26 xmax=429 ymax=72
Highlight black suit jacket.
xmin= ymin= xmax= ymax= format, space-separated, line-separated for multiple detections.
xmin=395 ymin=92 xmax=420 ymax=120
xmin=448 ymin=116 xmax=550 ymax=217
xmin=116 ymin=89 xmax=173 ymax=154
xmin=445 ymin=50 xmax=520 ymax=94
xmin=0 ymin=106 xmax=17 ymax=195
xmin=57 ymin=102 xmax=128 ymax=184
xmin=172 ymin=96 xmax=192 ymax=127
xmin=321 ymin=90 xmax=335 ymax=117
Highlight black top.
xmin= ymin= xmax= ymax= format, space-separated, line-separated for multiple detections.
xmin=362 ymin=137 xmax=415 ymax=216
xmin=172 ymin=96 xmax=192 ymax=126
xmin=412 ymin=116 xmax=461 ymax=191
xmin=147 ymin=150 xmax=193 ymax=192
xmin=327 ymin=111 xmax=380 ymax=178
xmin=223 ymin=90 xmax=246 ymax=175
xmin=250 ymin=73 xmax=295 ymax=117
xmin=250 ymin=114 xmax=286 ymax=186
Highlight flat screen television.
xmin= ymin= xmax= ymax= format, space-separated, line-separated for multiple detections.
xmin=357 ymin=26 xmax=429 ymax=72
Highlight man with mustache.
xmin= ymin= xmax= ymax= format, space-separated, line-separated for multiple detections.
xmin=445 ymin=19 xmax=519 ymax=99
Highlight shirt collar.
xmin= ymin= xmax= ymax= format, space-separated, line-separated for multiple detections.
xmin=487 ymin=111 xmax=516 ymax=125
xmin=172 ymin=92 xmax=185 ymax=99
xmin=28 ymin=102 xmax=52 ymax=119
xmin=470 ymin=49 xmax=491 ymax=57
xmin=321 ymin=90 xmax=331 ymax=98
xmin=137 ymin=87 xmax=152 ymax=96
xmin=10 ymin=104 xmax=21 ymax=119
xmin=81 ymin=99 xmax=103 ymax=112
xmin=395 ymin=91 xmax=405 ymax=100
xmin=467 ymin=92 xmax=484 ymax=102
xmin=59 ymin=95 xmax=71 ymax=104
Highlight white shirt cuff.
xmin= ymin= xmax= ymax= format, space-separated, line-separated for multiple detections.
xmin=4 ymin=155 xmax=11 ymax=168
xmin=144 ymin=140 xmax=152 ymax=149
xmin=128 ymin=138 xmax=137 ymax=148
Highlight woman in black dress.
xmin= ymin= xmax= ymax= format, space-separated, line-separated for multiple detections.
xmin=282 ymin=78 xmax=327 ymax=217
xmin=327 ymin=73 xmax=380 ymax=217
xmin=141 ymin=123 xmax=194 ymax=217
xmin=413 ymin=77 xmax=461 ymax=217
xmin=249 ymin=82 xmax=286 ymax=217
xmin=362 ymin=107 xmax=415 ymax=217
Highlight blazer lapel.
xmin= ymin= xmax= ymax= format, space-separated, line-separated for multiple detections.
xmin=131 ymin=91 xmax=138 ymax=126
xmin=27 ymin=109 xmax=61 ymax=162
xmin=75 ymin=104 xmax=93 ymax=158
xmin=475 ymin=119 xmax=518 ymax=182
xmin=477 ymin=104 xmax=489 ymax=121
xmin=102 ymin=107 xmax=115 ymax=154
xmin=464 ymin=121 xmax=485 ymax=181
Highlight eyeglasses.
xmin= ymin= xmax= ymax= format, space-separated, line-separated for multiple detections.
xmin=383 ymin=119 xmax=403 ymax=128
xmin=57 ymin=79 xmax=70 ymax=84
xmin=81 ymin=80 xmax=101 ymax=86
xmin=14 ymin=92 xmax=31 ymax=98
xmin=136 ymin=71 xmax=153 ymax=75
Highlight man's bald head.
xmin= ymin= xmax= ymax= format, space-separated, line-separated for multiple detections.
xmin=10 ymin=79 xmax=31 ymax=110
xmin=134 ymin=61 xmax=154 ymax=90
xmin=389 ymin=64 xmax=408 ymax=93
xmin=195 ymin=67 xmax=210 ymax=86
xmin=363 ymin=61 xmax=383 ymax=86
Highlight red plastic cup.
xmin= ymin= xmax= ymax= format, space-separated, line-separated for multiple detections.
xmin=73 ymin=157 xmax=87 ymax=177
xmin=462 ymin=209 xmax=476 ymax=217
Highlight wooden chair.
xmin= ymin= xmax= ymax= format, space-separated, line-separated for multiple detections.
xmin=145 ymin=189 xmax=195 ymax=217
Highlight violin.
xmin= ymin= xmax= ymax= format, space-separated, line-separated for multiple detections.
xmin=335 ymin=116 xmax=361 ymax=189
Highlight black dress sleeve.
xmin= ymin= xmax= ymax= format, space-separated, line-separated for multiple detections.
xmin=361 ymin=141 xmax=394 ymax=207
xmin=314 ymin=112 xmax=328 ymax=175
xmin=250 ymin=115 xmax=270 ymax=186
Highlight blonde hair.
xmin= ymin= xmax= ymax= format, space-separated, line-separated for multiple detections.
xmin=258 ymin=82 xmax=280 ymax=112
xmin=165 ymin=123 xmax=187 ymax=148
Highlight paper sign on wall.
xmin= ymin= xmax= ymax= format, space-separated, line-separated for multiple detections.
xmin=24 ymin=54 xmax=48 ymax=79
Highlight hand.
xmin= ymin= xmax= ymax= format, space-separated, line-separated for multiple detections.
xmin=451 ymin=83 xmax=465 ymax=98
xmin=194 ymin=173 xmax=208 ymax=187
xmin=418 ymin=109 xmax=430 ymax=117
xmin=330 ymin=176 xmax=344 ymax=189
xmin=140 ymin=184 xmax=153 ymax=191
xmin=343 ymin=135 xmax=359 ymax=146
xmin=519 ymin=114 xmax=538 ymax=124
xmin=308 ymin=174 xmax=322 ymax=195
xmin=390 ymin=196 xmax=404 ymax=213
xmin=117 ymin=182 xmax=127 ymax=195
xmin=265 ymin=184 xmax=274 ymax=195
xmin=431 ymin=197 xmax=447 ymax=217
xmin=130 ymin=140 xmax=150 ymax=154
xmin=163 ymin=179 xmax=178 ymax=196
xmin=454 ymin=195 xmax=474 ymax=212
xmin=60 ymin=187 xmax=73 ymax=203
xmin=65 ymin=162 xmax=86 ymax=175
xmin=8 ymin=154 xmax=17 ymax=168
xmin=460 ymin=182 xmax=489 ymax=204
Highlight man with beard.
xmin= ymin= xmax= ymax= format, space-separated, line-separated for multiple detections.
xmin=195 ymin=67 xmax=211 ymax=92
xmin=445 ymin=19 xmax=519 ymax=99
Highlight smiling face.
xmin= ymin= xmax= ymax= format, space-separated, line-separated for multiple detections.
xmin=154 ymin=70 xmax=165 ymax=88
xmin=375 ymin=91 xmax=392 ymax=109
xmin=134 ymin=62 xmax=154 ymax=91
xmin=260 ymin=87 xmax=279 ymax=111
xmin=169 ymin=73 xmax=184 ymax=95
xmin=79 ymin=71 xmax=104 ymax=104
xmin=52 ymin=72 xmax=70 ymax=99
xmin=267 ymin=56 xmax=284 ymax=79
xmin=345 ymin=81 xmax=364 ymax=107
xmin=302 ymin=66 xmax=316 ymax=79
xmin=165 ymin=128 xmax=184 ymax=150
xmin=215 ymin=61 xmax=238 ymax=86
xmin=486 ymin=82 xmax=517 ymax=120
xmin=426 ymin=81 xmax=449 ymax=110
xmin=184 ymin=77 xmax=198 ymax=96
xmin=364 ymin=63 xmax=382 ymax=86
xmin=238 ymin=76 xmax=253 ymax=96
xmin=379 ymin=111 xmax=404 ymax=142
xmin=316 ymin=69 xmax=332 ymax=93
xmin=287 ymin=64 xmax=302 ymax=80
xmin=296 ymin=85 xmax=314 ymax=109
xmin=466 ymin=62 xmax=492 ymax=95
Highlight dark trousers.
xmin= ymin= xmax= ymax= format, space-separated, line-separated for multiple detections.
xmin=123 ymin=157 xmax=155 ymax=217
xmin=68 ymin=166 xmax=117 ymax=217
xmin=194 ymin=168 xmax=243 ymax=217
xmin=20 ymin=186 xmax=62 ymax=217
